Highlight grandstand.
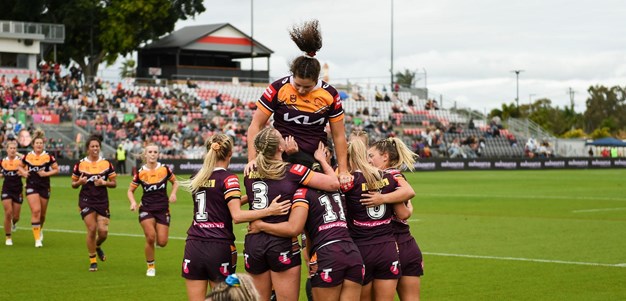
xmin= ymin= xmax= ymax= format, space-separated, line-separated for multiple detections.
xmin=1 ymin=68 xmax=536 ymax=168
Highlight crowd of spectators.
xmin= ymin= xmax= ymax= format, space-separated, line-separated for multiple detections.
xmin=1 ymin=63 xmax=534 ymax=161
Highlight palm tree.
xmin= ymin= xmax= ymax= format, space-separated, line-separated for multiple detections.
xmin=119 ymin=58 xmax=136 ymax=78
xmin=395 ymin=69 xmax=416 ymax=88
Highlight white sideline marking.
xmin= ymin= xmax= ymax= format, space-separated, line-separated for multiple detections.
xmin=422 ymin=193 xmax=626 ymax=202
xmin=7 ymin=226 xmax=624 ymax=268
xmin=423 ymin=252 xmax=626 ymax=268
xmin=572 ymin=207 xmax=626 ymax=213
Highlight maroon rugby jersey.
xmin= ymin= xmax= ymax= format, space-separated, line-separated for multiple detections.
xmin=343 ymin=171 xmax=396 ymax=245
xmin=72 ymin=157 xmax=116 ymax=204
xmin=186 ymin=168 xmax=241 ymax=242
xmin=1 ymin=156 xmax=23 ymax=193
xmin=244 ymin=163 xmax=313 ymax=224
xmin=256 ymin=76 xmax=344 ymax=155
xmin=385 ymin=169 xmax=412 ymax=238
xmin=22 ymin=151 xmax=57 ymax=188
xmin=130 ymin=163 xmax=175 ymax=211
xmin=292 ymin=188 xmax=353 ymax=255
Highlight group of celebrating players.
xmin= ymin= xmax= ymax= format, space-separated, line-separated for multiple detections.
xmin=1 ymin=20 xmax=423 ymax=301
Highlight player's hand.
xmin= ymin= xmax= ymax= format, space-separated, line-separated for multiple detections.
xmin=94 ymin=177 xmax=106 ymax=187
xmin=360 ymin=191 xmax=385 ymax=207
xmin=129 ymin=201 xmax=138 ymax=211
xmin=244 ymin=159 xmax=256 ymax=176
xmin=284 ymin=136 xmax=299 ymax=155
xmin=267 ymin=195 xmax=290 ymax=216
xmin=37 ymin=170 xmax=48 ymax=177
xmin=248 ymin=220 xmax=262 ymax=234
xmin=339 ymin=171 xmax=354 ymax=192
xmin=313 ymin=142 xmax=327 ymax=163
xmin=169 ymin=194 xmax=177 ymax=203
xmin=77 ymin=173 xmax=88 ymax=185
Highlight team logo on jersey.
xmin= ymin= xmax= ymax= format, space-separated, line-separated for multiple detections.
xmin=290 ymin=94 xmax=297 ymax=103
xmin=289 ymin=164 xmax=307 ymax=176
xmin=263 ymin=85 xmax=277 ymax=101
xmin=279 ymin=251 xmax=291 ymax=265
xmin=282 ymin=113 xmax=325 ymax=125
xmin=224 ymin=176 xmax=239 ymax=189
xmin=183 ymin=259 xmax=191 ymax=274
xmin=390 ymin=260 xmax=400 ymax=275
xmin=314 ymin=97 xmax=325 ymax=108
xmin=321 ymin=268 xmax=333 ymax=283
xmin=293 ymin=188 xmax=307 ymax=200
xmin=244 ymin=253 xmax=250 ymax=269
xmin=220 ymin=262 xmax=229 ymax=276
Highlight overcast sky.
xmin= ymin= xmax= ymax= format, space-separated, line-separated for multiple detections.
xmin=173 ymin=0 xmax=626 ymax=113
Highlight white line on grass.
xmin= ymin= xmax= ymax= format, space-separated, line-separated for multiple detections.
xmin=572 ymin=207 xmax=626 ymax=213
xmin=421 ymin=193 xmax=626 ymax=202
xmin=8 ymin=226 xmax=624 ymax=268
xmin=423 ymin=252 xmax=626 ymax=268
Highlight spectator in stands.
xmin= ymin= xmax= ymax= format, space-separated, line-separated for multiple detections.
xmin=116 ymin=144 xmax=127 ymax=174
xmin=186 ymin=78 xmax=197 ymax=89
xmin=246 ymin=19 xmax=351 ymax=187
xmin=601 ymin=148 xmax=609 ymax=158
xmin=448 ymin=138 xmax=466 ymax=158
xmin=17 ymin=129 xmax=32 ymax=151
xmin=588 ymin=148 xmax=594 ymax=157
xmin=383 ymin=93 xmax=391 ymax=102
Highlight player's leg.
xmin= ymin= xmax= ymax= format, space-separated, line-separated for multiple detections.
xmin=95 ymin=214 xmax=110 ymax=261
xmin=83 ymin=211 xmax=98 ymax=271
xmin=140 ymin=217 xmax=157 ymax=275
xmin=26 ymin=193 xmax=42 ymax=245
xmin=185 ymin=279 xmax=209 ymax=301
xmin=270 ymin=265 xmax=301 ymax=301
xmin=249 ymin=271 xmax=272 ymax=301
xmin=2 ymin=199 xmax=13 ymax=245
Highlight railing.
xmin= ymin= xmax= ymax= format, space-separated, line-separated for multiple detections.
xmin=0 ymin=20 xmax=65 ymax=43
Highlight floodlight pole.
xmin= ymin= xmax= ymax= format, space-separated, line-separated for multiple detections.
xmin=390 ymin=0 xmax=394 ymax=90
xmin=512 ymin=70 xmax=524 ymax=108
xmin=250 ymin=0 xmax=254 ymax=85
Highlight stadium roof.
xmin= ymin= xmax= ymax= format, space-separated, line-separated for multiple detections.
xmin=585 ymin=137 xmax=626 ymax=147
xmin=142 ymin=23 xmax=273 ymax=57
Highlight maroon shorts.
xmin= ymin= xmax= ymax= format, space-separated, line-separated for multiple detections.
xmin=397 ymin=236 xmax=424 ymax=277
xmin=181 ymin=239 xmax=237 ymax=281
xmin=2 ymin=191 xmax=23 ymax=204
xmin=25 ymin=186 xmax=50 ymax=199
xmin=309 ymin=241 xmax=364 ymax=288
xmin=139 ymin=208 xmax=170 ymax=226
xmin=357 ymin=241 xmax=401 ymax=284
xmin=79 ymin=202 xmax=110 ymax=219
xmin=243 ymin=233 xmax=301 ymax=274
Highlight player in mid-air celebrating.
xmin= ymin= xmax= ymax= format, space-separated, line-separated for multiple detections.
xmin=245 ymin=19 xmax=352 ymax=187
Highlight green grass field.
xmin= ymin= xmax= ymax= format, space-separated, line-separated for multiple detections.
xmin=1 ymin=169 xmax=625 ymax=300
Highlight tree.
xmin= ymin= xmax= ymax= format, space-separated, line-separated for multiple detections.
xmin=395 ymin=69 xmax=416 ymax=88
xmin=583 ymin=85 xmax=626 ymax=134
xmin=0 ymin=0 xmax=205 ymax=83
xmin=119 ymin=57 xmax=136 ymax=78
